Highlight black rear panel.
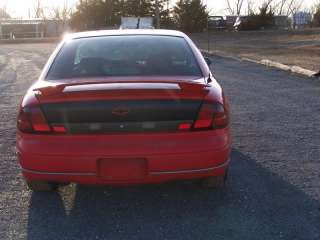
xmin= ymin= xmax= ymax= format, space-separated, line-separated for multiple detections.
xmin=41 ymin=100 xmax=202 ymax=134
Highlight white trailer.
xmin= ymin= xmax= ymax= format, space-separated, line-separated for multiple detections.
xmin=120 ymin=17 xmax=154 ymax=29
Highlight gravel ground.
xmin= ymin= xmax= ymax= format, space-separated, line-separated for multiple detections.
xmin=0 ymin=43 xmax=319 ymax=240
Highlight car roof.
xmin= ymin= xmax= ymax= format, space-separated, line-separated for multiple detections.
xmin=66 ymin=29 xmax=187 ymax=40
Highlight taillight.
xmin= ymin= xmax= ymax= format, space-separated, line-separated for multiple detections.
xmin=28 ymin=107 xmax=51 ymax=132
xmin=17 ymin=106 xmax=51 ymax=133
xmin=17 ymin=108 xmax=33 ymax=133
xmin=212 ymin=103 xmax=228 ymax=129
xmin=193 ymin=102 xmax=228 ymax=130
xmin=194 ymin=103 xmax=214 ymax=129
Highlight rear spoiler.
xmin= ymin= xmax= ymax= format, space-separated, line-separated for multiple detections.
xmin=33 ymin=80 xmax=208 ymax=96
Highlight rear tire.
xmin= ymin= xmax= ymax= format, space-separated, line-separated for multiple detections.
xmin=26 ymin=181 xmax=60 ymax=191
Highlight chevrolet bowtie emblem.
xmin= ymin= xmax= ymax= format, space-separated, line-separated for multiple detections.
xmin=112 ymin=107 xmax=130 ymax=117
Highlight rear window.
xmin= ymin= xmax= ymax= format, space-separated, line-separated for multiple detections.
xmin=46 ymin=35 xmax=203 ymax=80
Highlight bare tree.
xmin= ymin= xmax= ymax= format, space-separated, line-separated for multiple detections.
xmin=236 ymin=0 xmax=245 ymax=15
xmin=277 ymin=0 xmax=288 ymax=15
xmin=50 ymin=1 xmax=72 ymax=23
xmin=263 ymin=0 xmax=305 ymax=17
xmin=225 ymin=0 xmax=245 ymax=15
xmin=262 ymin=0 xmax=275 ymax=10
xmin=309 ymin=1 xmax=320 ymax=15
xmin=286 ymin=0 xmax=303 ymax=16
xmin=246 ymin=0 xmax=255 ymax=15
xmin=34 ymin=0 xmax=45 ymax=19
xmin=285 ymin=0 xmax=303 ymax=28
xmin=0 ymin=4 xmax=11 ymax=19
xmin=225 ymin=0 xmax=234 ymax=14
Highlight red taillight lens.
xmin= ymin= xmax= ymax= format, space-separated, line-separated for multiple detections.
xmin=28 ymin=107 xmax=51 ymax=132
xmin=194 ymin=103 xmax=214 ymax=129
xmin=194 ymin=102 xmax=228 ymax=130
xmin=17 ymin=106 xmax=51 ymax=133
xmin=17 ymin=109 xmax=33 ymax=133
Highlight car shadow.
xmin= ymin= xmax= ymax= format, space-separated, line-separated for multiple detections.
xmin=27 ymin=149 xmax=320 ymax=240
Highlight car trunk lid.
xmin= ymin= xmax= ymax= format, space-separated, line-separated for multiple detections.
xmin=34 ymin=78 xmax=209 ymax=134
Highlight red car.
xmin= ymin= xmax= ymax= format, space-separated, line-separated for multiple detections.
xmin=16 ymin=30 xmax=231 ymax=191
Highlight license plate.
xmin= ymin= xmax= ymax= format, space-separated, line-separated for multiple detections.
xmin=97 ymin=158 xmax=148 ymax=181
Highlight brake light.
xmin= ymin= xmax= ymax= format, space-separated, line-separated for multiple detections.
xmin=17 ymin=106 xmax=51 ymax=133
xmin=178 ymin=122 xmax=192 ymax=130
xmin=193 ymin=102 xmax=228 ymax=130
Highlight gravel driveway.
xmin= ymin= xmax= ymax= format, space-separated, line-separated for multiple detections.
xmin=0 ymin=43 xmax=319 ymax=240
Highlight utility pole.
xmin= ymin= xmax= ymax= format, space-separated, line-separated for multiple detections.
xmin=85 ymin=0 xmax=89 ymax=29
xmin=206 ymin=0 xmax=210 ymax=53
xmin=155 ymin=0 xmax=160 ymax=29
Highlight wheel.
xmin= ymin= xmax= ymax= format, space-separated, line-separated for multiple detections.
xmin=200 ymin=168 xmax=229 ymax=188
xmin=26 ymin=181 xmax=60 ymax=191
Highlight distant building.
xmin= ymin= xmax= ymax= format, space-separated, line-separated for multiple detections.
xmin=293 ymin=12 xmax=312 ymax=29
xmin=0 ymin=19 xmax=69 ymax=39
xmin=274 ymin=16 xmax=289 ymax=29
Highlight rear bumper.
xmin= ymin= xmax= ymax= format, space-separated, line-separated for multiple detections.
xmin=21 ymin=159 xmax=230 ymax=185
xmin=17 ymin=129 xmax=231 ymax=185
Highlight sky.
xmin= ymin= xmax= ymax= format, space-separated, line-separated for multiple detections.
xmin=0 ymin=0 xmax=318 ymax=18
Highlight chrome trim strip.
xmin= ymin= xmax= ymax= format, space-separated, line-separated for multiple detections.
xmin=22 ymin=168 xmax=95 ymax=176
xmin=149 ymin=158 xmax=230 ymax=175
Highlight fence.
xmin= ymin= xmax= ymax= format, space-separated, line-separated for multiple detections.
xmin=0 ymin=31 xmax=45 ymax=40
